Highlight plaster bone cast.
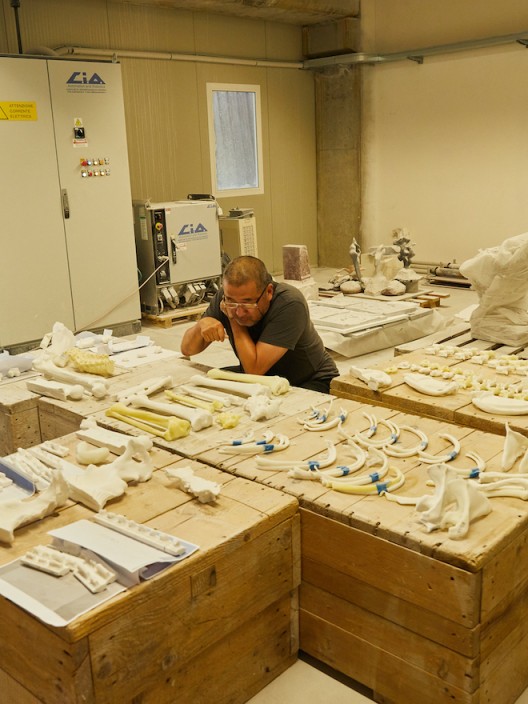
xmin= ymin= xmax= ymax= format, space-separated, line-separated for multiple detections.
xmin=403 ymin=372 xmax=459 ymax=396
xmin=40 ymin=440 xmax=69 ymax=457
xmin=347 ymin=365 xmax=392 ymax=391
xmin=459 ymin=232 xmax=528 ymax=346
xmin=416 ymin=464 xmax=491 ymax=539
xmin=219 ymin=433 xmax=290 ymax=455
xmin=93 ymin=511 xmax=185 ymax=555
xmin=26 ymin=377 xmax=85 ymax=401
xmin=109 ymin=437 xmax=153 ymax=483
xmin=473 ymin=475 xmax=528 ymax=500
xmin=165 ymin=466 xmax=221 ymax=504
xmin=75 ymin=441 xmax=111 ymax=466
xmin=221 ymin=430 xmax=258 ymax=446
xmin=303 ymin=409 xmax=348 ymax=431
xmin=77 ymin=418 xmax=153 ymax=455
xmin=418 ymin=433 xmax=460 ymax=464
xmin=164 ymin=389 xmax=219 ymax=413
xmin=355 ymin=417 xmax=400 ymax=449
xmin=59 ymin=459 xmax=128 ymax=512
xmin=501 ymin=422 xmax=528 ymax=470
xmin=178 ymin=384 xmax=232 ymax=408
xmin=472 ymin=392 xmax=528 ymax=415
xmin=243 ymin=395 xmax=282 ymax=421
xmin=10 ymin=449 xmax=53 ymax=489
xmin=207 ymin=367 xmax=290 ymax=396
xmin=189 ymin=374 xmax=271 ymax=398
xmin=33 ymin=359 xmax=108 ymax=399
xmin=257 ymin=440 xmax=337 ymax=472
xmin=67 ymin=347 xmax=115 ymax=377
xmin=320 ymin=447 xmax=389 ymax=487
xmin=105 ymin=403 xmax=191 ymax=441
xmin=0 ymin=471 xmax=69 ymax=545
xmin=128 ymin=394 xmax=213 ymax=432
xmin=322 ymin=467 xmax=405 ymax=495
xmin=214 ymin=411 xmax=241 ymax=428
xmin=114 ymin=375 xmax=174 ymax=405
xmin=298 ymin=400 xmax=334 ymax=426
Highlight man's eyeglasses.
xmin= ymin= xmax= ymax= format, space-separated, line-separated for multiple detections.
xmin=222 ymin=285 xmax=268 ymax=311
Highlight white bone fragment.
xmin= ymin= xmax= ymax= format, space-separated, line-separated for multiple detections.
xmin=26 ymin=378 xmax=85 ymax=401
xmin=108 ymin=437 xmax=153 ymax=483
xmin=501 ymin=422 xmax=528 ymax=470
xmin=60 ymin=461 xmax=128 ymax=511
xmin=40 ymin=441 xmax=69 ymax=458
xmin=243 ymin=395 xmax=282 ymax=421
xmin=322 ymin=466 xmax=405 ymax=495
xmin=72 ymin=558 xmax=117 ymax=593
xmin=114 ymin=375 xmax=174 ymax=404
xmin=384 ymin=425 xmax=428 ymax=458
xmin=472 ymin=392 xmax=528 ymax=415
xmin=320 ymin=447 xmax=388 ymax=486
xmin=105 ymin=403 xmax=191 ymax=441
xmin=93 ymin=511 xmax=185 ymax=555
xmin=0 ymin=472 xmax=69 ymax=544
xmin=75 ymin=441 xmax=111 ymax=466
xmin=207 ymin=367 xmax=290 ymax=395
xmin=128 ymin=394 xmax=213 ymax=431
xmin=418 ymin=433 xmax=460 ymax=464
xmin=33 ymin=359 xmax=108 ymax=399
xmin=165 ymin=466 xmax=221 ymax=503
xmin=77 ymin=418 xmax=153 ymax=455
xmin=220 ymin=434 xmax=290 ymax=455
xmin=403 ymin=373 xmax=459 ymax=396
xmin=347 ymin=367 xmax=392 ymax=391
xmin=21 ymin=546 xmax=70 ymax=576
xmin=10 ymin=450 xmax=53 ymax=489
xmin=189 ymin=374 xmax=271 ymax=398
xmin=303 ymin=409 xmax=348 ymax=431
xmin=355 ymin=418 xmax=399 ymax=448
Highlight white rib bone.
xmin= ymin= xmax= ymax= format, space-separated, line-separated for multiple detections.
xmin=165 ymin=466 xmax=221 ymax=503
xmin=219 ymin=434 xmax=290 ymax=454
xmin=220 ymin=430 xmax=256 ymax=447
xmin=303 ymin=410 xmax=348 ymax=431
xmin=128 ymin=394 xmax=212 ymax=431
xmin=257 ymin=440 xmax=336 ymax=471
xmin=355 ymin=418 xmax=400 ymax=448
xmin=320 ymin=448 xmax=388 ymax=487
xmin=322 ymin=467 xmax=405 ymax=495
xmin=384 ymin=425 xmax=428 ymax=457
xmin=418 ymin=433 xmax=460 ymax=463
xmin=189 ymin=374 xmax=271 ymax=398
xmin=0 ymin=472 xmax=69 ymax=544
xmin=207 ymin=368 xmax=290 ymax=395
xmin=403 ymin=372 xmax=459 ymax=396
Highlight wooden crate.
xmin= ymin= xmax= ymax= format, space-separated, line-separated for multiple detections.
xmin=198 ymin=402 xmax=528 ymax=704
xmin=0 ymin=451 xmax=300 ymax=704
xmin=0 ymin=380 xmax=41 ymax=454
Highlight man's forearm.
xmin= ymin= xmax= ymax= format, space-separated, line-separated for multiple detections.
xmin=180 ymin=322 xmax=209 ymax=356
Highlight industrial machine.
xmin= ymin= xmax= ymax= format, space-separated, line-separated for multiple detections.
xmin=219 ymin=211 xmax=258 ymax=260
xmin=133 ymin=200 xmax=223 ymax=314
xmin=0 ymin=56 xmax=141 ymax=349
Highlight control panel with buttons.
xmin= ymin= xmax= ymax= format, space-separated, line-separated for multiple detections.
xmin=80 ymin=157 xmax=111 ymax=178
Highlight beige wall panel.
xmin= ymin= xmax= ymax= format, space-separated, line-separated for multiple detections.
xmin=267 ymin=68 xmax=317 ymax=271
xmin=193 ymin=12 xmax=267 ymax=58
xmin=0 ymin=2 xmax=9 ymax=53
xmin=265 ymin=22 xmax=304 ymax=61
xmin=121 ymin=58 xmax=203 ymax=201
xmin=107 ymin=2 xmax=195 ymax=52
xmin=364 ymin=0 xmax=528 ymax=53
xmin=7 ymin=0 xmax=110 ymax=52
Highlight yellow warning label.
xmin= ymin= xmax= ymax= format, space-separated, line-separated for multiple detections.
xmin=0 ymin=101 xmax=37 ymax=121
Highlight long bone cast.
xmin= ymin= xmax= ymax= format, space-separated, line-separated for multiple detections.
xmin=33 ymin=358 xmax=109 ymax=399
xmin=105 ymin=403 xmax=191 ymax=441
xmin=189 ymin=374 xmax=271 ymax=398
xmin=206 ymin=368 xmax=290 ymax=395
xmin=128 ymin=394 xmax=213 ymax=431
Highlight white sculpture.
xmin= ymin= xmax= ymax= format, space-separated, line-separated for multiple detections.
xmin=109 ymin=437 xmax=153 ymax=483
xmin=165 ymin=466 xmax=221 ymax=503
xmin=243 ymin=395 xmax=282 ymax=421
xmin=75 ymin=441 xmax=111 ymax=466
xmin=206 ymin=368 xmax=290 ymax=396
xmin=347 ymin=365 xmax=392 ymax=391
xmin=0 ymin=472 xmax=69 ymax=545
xmin=403 ymin=373 xmax=459 ymax=396
xmin=472 ymin=392 xmax=528 ymax=415
xmin=460 ymin=232 xmax=528 ymax=345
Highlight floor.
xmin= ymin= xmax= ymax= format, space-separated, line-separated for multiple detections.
xmin=141 ymin=268 xmax=528 ymax=704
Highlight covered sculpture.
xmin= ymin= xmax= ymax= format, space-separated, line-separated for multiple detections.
xmin=460 ymin=232 xmax=528 ymax=346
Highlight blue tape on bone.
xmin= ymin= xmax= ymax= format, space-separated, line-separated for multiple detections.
xmin=263 ymin=444 xmax=275 ymax=453
xmin=339 ymin=413 xmax=347 ymax=421
xmin=256 ymin=439 xmax=268 ymax=445
xmin=376 ymin=482 xmax=389 ymax=494
xmin=469 ymin=468 xmax=480 ymax=479
xmin=420 ymin=441 xmax=428 ymax=449
xmin=449 ymin=450 xmax=458 ymax=460
xmin=369 ymin=471 xmax=380 ymax=482
xmin=370 ymin=425 xmax=377 ymax=433
xmin=307 ymin=461 xmax=320 ymax=470
xmin=232 ymin=440 xmax=242 ymax=446
xmin=390 ymin=433 xmax=398 ymax=442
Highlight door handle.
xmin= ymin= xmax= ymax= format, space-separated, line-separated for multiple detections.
xmin=61 ymin=188 xmax=70 ymax=219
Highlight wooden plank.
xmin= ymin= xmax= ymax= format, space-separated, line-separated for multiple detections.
xmin=300 ymin=509 xmax=480 ymax=627
xmin=302 ymin=556 xmax=479 ymax=657
xmin=301 ymin=582 xmax=479 ymax=692
xmin=300 ymin=611 xmax=478 ymax=704
xmin=142 ymin=303 xmax=208 ymax=328
xmin=0 ymin=670 xmax=42 ymax=704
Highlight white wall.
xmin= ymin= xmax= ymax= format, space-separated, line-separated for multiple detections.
xmin=361 ymin=0 xmax=528 ymax=264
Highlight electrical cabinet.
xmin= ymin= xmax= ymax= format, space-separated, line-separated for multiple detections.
xmin=0 ymin=56 xmax=140 ymax=349
xmin=219 ymin=215 xmax=258 ymax=259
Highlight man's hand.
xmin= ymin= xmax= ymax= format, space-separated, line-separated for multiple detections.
xmin=198 ymin=317 xmax=226 ymax=343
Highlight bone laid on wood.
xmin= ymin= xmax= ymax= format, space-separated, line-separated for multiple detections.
xmin=206 ymin=368 xmax=290 ymax=395
xmin=189 ymin=374 xmax=271 ymax=398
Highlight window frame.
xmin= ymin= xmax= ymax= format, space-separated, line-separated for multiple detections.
xmin=206 ymin=82 xmax=264 ymax=198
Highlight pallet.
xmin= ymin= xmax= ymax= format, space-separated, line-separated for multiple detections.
xmin=142 ymin=303 xmax=208 ymax=328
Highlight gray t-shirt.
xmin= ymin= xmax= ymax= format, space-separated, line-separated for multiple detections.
xmin=204 ymin=281 xmax=338 ymax=390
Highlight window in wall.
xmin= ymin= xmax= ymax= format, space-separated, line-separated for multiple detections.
xmin=207 ymin=83 xmax=263 ymax=197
